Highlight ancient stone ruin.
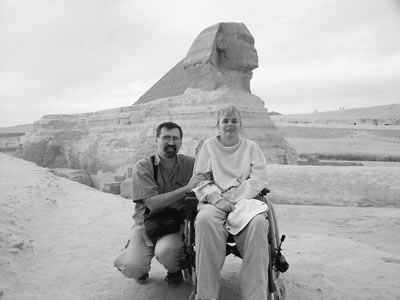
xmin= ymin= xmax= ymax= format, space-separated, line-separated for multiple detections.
xmin=16 ymin=22 xmax=298 ymax=193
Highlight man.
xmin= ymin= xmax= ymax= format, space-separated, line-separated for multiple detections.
xmin=114 ymin=121 xmax=204 ymax=287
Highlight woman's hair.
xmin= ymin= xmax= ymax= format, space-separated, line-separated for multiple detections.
xmin=216 ymin=105 xmax=242 ymax=127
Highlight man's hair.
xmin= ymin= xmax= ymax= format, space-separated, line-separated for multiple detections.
xmin=155 ymin=122 xmax=183 ymax=139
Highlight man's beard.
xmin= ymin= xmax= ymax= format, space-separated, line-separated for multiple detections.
xmin=164 ymin=145 xmax=177 ymax=158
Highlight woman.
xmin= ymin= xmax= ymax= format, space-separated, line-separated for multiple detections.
xmin=193 ymin=105 xmax=270 ymax=300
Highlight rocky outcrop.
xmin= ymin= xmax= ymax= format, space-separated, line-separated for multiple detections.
xmin=50 ymin=168 xmax=93 ymax=187
xmin=271 ymin=103 xmax=400 ymax=126
xmin=0 ymin=133 xmax=25 ymax=154
xmin=0 ymin=124 xmax=33 ymax=154
xmin=16 ymin=22 xmax=298 ymax=191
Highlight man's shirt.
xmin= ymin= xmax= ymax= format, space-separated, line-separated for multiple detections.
xmin=131 ymin=153 xmax=195 ymax=225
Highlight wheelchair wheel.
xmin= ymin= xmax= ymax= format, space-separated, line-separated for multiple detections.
xmin=183 ymin=269 xmax=191 ymax=282
xmin=188 ymin=291 xmax=196 ymax=300
xmin=275 ymin=278 xmax=286 ymax=300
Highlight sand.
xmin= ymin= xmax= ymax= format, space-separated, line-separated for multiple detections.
xmin=1 ymin=153 xmax=400 ymax=300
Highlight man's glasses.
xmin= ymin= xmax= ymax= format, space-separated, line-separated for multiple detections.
xmin=160 ymin=136 xmax=181 ymax=143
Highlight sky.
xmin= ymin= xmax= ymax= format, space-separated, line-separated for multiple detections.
xmin=0 ymin=0 xmax=400 ymax=127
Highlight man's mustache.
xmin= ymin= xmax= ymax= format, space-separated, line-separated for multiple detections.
xmin=164 ymin=145 xmax=177 ymax=152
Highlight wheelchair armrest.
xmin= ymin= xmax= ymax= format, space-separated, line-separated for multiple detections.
xmin=184 ymin=189 xmax=269 ymax=220
xmin=185 ymin=192 xmax=199 ymax=221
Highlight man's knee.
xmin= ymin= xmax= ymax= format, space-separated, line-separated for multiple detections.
xmin=114 ymin=258 xmax=150 ymax=279
xmin=156 ymin=249 xmax=181 ymax=272
xmin=156 ymin=243 xmax=183 ymax=260
xmin=113 ymin=226 xmax=153 ymax=279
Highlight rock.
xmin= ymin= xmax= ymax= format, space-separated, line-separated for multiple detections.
xmin=271 ymin=103 xmax=400 ymax=126
xmin=50 ymin=168 xmax=93 ymax=187
xmin=102 ymin=182 xmax=121 ymax=195
xmin=0 ymin=133 xmax=25 ymax=154
xmin=307 ymin=155 xmax=320 ymax=165
xmin=0 ymin=124 xmax=33 ymax=155
xmin=120 ymin=178 xmax=132 ymax=199
xmin=16 ymin=23 xmax=298 ymax=190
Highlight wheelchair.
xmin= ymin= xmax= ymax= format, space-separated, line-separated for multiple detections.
xmin=180 ymin=188 xmax=289 ymax=300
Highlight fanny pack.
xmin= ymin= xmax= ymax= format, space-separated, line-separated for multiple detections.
xmin=143 ymin=208 xmax=184 ymax=240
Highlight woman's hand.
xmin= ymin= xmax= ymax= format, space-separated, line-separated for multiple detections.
xmin=214 ymin=198 xmax=235 ymax=213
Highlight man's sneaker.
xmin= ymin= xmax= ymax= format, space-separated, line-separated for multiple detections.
xmin=135 ymin=273 xmax=149 ymax=284
xmin=165 ymin=270 xmax=183 ymax=288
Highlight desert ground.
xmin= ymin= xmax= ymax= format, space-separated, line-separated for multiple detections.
xmin=1 ymin=105 xmax=400 ymax=300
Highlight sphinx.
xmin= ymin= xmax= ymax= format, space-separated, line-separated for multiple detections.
xmin=17 ymin=22 xmax=298 ymax=192
xmin=136 ymin=22 xmax=258 ymax=103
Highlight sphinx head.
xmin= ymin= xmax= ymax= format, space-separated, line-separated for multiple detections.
xmin=216 ymin=23 xmax=258 ymax=72
xmin=183 ymin=22 xmax=258 ymax=93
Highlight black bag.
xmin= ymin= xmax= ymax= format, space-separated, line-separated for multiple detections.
xmin=143 ymin=208 xmax=184 ymax=240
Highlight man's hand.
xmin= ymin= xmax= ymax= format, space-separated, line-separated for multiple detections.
xmin=186 ymin=173 xmax=210 ymax=192
xmin=214 ymin=198 xmax=235 ymax=213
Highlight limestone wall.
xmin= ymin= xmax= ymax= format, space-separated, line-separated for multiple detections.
xmin=0 ymin=133 xmax=24 ymax=154
xmin=16 ymin=88 xmax=297 ymax=190
xmin=0 ymin=124 xmax=32 ymax=154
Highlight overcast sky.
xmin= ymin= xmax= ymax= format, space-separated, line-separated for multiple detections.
xmin=1 ymin=0 xmax=400 ymax=127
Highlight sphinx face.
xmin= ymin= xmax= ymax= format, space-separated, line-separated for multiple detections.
xmin=218 ymin=24 xmax=259 ymax=72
